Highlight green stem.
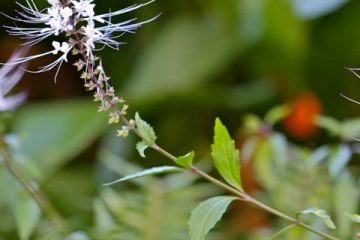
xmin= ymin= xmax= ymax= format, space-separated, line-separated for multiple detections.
xmin=192 ymin=167 xmax=338 ymax=240
xmin=0 ymin=139 xmax=71 ymax=234
xmin=127 ymin=121 xmax=339 ymax=239
xmin=124 ymin=122 xmax=339 ymax=239
xmin=249 ymin=197 xmax=338 ymax=240
xmin=191 ymin=167 xmax=248 ymax=201
xmin=83 ymin=52 xmax=339 ymax=240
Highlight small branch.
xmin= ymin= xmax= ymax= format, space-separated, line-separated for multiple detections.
xmin=117 ymin=113 xmax=340 ymax=239
xmin=192 ymin=167 xmax=338 ymax=239
xmin=73 ymin=33 xmax=339 ymax=240
xmin=191 ymin=167 xmax=249 ymax=201
xmin=196 ymin=165 xmax=338 ymax=239
xmin=98 ymin=100 xmax=340 ymax=239
xmin=248 ymin=197 xmax=338 ymax=240
xmin=0 ymin=139 xmax=71 ymax=234
xmin=125 ymin=119 xmax=339 ymax=239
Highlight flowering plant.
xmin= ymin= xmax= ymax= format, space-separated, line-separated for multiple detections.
xmin=0 ymin=1 xmax=359 ymax=240
xmin=5 ymin=0 xmax=155 ymax=118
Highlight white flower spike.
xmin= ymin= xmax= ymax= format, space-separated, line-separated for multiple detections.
xmin=0 ymin=50 xmax=27 ymax=111
xmin=3 ymin=0 xmax=156 ymax=79
xmin=4 ymin=0 xmax=156 ymax=121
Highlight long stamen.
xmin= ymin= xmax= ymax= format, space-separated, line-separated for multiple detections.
xmin=3 ymin=0 xmax=156 ymax=83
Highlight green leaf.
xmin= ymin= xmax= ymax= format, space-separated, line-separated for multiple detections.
xmin=44 ymin=166 xmax=96 ymax=216
xmin=188 ymin=196 xmax=237 ymax=240
xmin=297 ymin=207 xmax=336 ymax=229
xmin=94 ymin=198 xmax=116 ymax=231
xmin=134 ymin=113 xmax=157 ymax=158
xmin=37 ymin=232 xmax=62 ymax=240
xmin=265 ymin=104 xmax=290 ymax=126
xmin=334 ymin=172 xmax=358 ymax=239
xmin=315 ymin=116 xmax=341 ymax=136
xmin=345 ymin=213 xmax=360 ymax=223
xmin=252 ymin=138 xmax=277 ymax=190
xmin=243 ymin=114 xmax=262 ymax=133
xmin=14 ymin=195 xmax=42 ymax=240
xmin=211 ymin=118 xmax=242 ymax=189
xmin=100 ymin=148 xmax=151 ymax=186
xmin=135 ymin=113 xmax=157 ymax=146
xmin=316 ymin=117 xmax=360 ymax=140
xmin=12 ymin=100 xmax=107 ymax=180
xmin=342 ymin=118 xmax=360 ymax=139
xmin=136 ymin=141 xmax=148 ymax=158
xmin=176 ymin=151 xmax=195 ymax=169
xmin=327 ymin=144 xmax=351 ymax=179
xmin=103 ymin=166 xmax=183 ymax=186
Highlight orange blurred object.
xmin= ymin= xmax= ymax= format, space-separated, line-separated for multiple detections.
xmin=283 ymin=92 xmax=322 ymax=139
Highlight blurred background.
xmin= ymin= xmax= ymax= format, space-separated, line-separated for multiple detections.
xmin=0 ymin=0 xmax=359 ymax=239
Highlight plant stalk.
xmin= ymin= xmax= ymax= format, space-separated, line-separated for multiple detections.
xmin=192 ymin=167 xmax=339 ymax=240
xmin=0 ymin=139 xmax=71 ymax=234
xmin=126 ymin=117 xmax=339 ymax=239
xmin=73 ymin=33 xmax=339 ymax=240
xmin=119 ymin=112 xmax=340 ymax=239
xmin=95 ymin=94 xmax=340 ymax=239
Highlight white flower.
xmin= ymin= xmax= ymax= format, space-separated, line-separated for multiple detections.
xmin=79 ymin=0 xmax=157 ymax=52
xmin=73 ymin=0 xmax=96 ymax=18
xmin=48 ymin=0 xmax=61 ymax=7
xmin=4 ymin=41 xmax=73 ymax=81
xmin=0 ymin=50 xmax=26 ymax=111
xmin=3 ymin=0 xmax=156 ymax=80
xmin=44 ymin=5 xmax=73 ymax=35
xmin=52 ymin=41 xmax=71 ymax=58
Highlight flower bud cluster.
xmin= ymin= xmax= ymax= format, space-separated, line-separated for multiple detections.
xmin=75 ymin=56 xmax=124 ymax=113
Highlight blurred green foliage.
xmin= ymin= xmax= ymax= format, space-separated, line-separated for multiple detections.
xmin=0 ymin=0 xmax=359 ymax=239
